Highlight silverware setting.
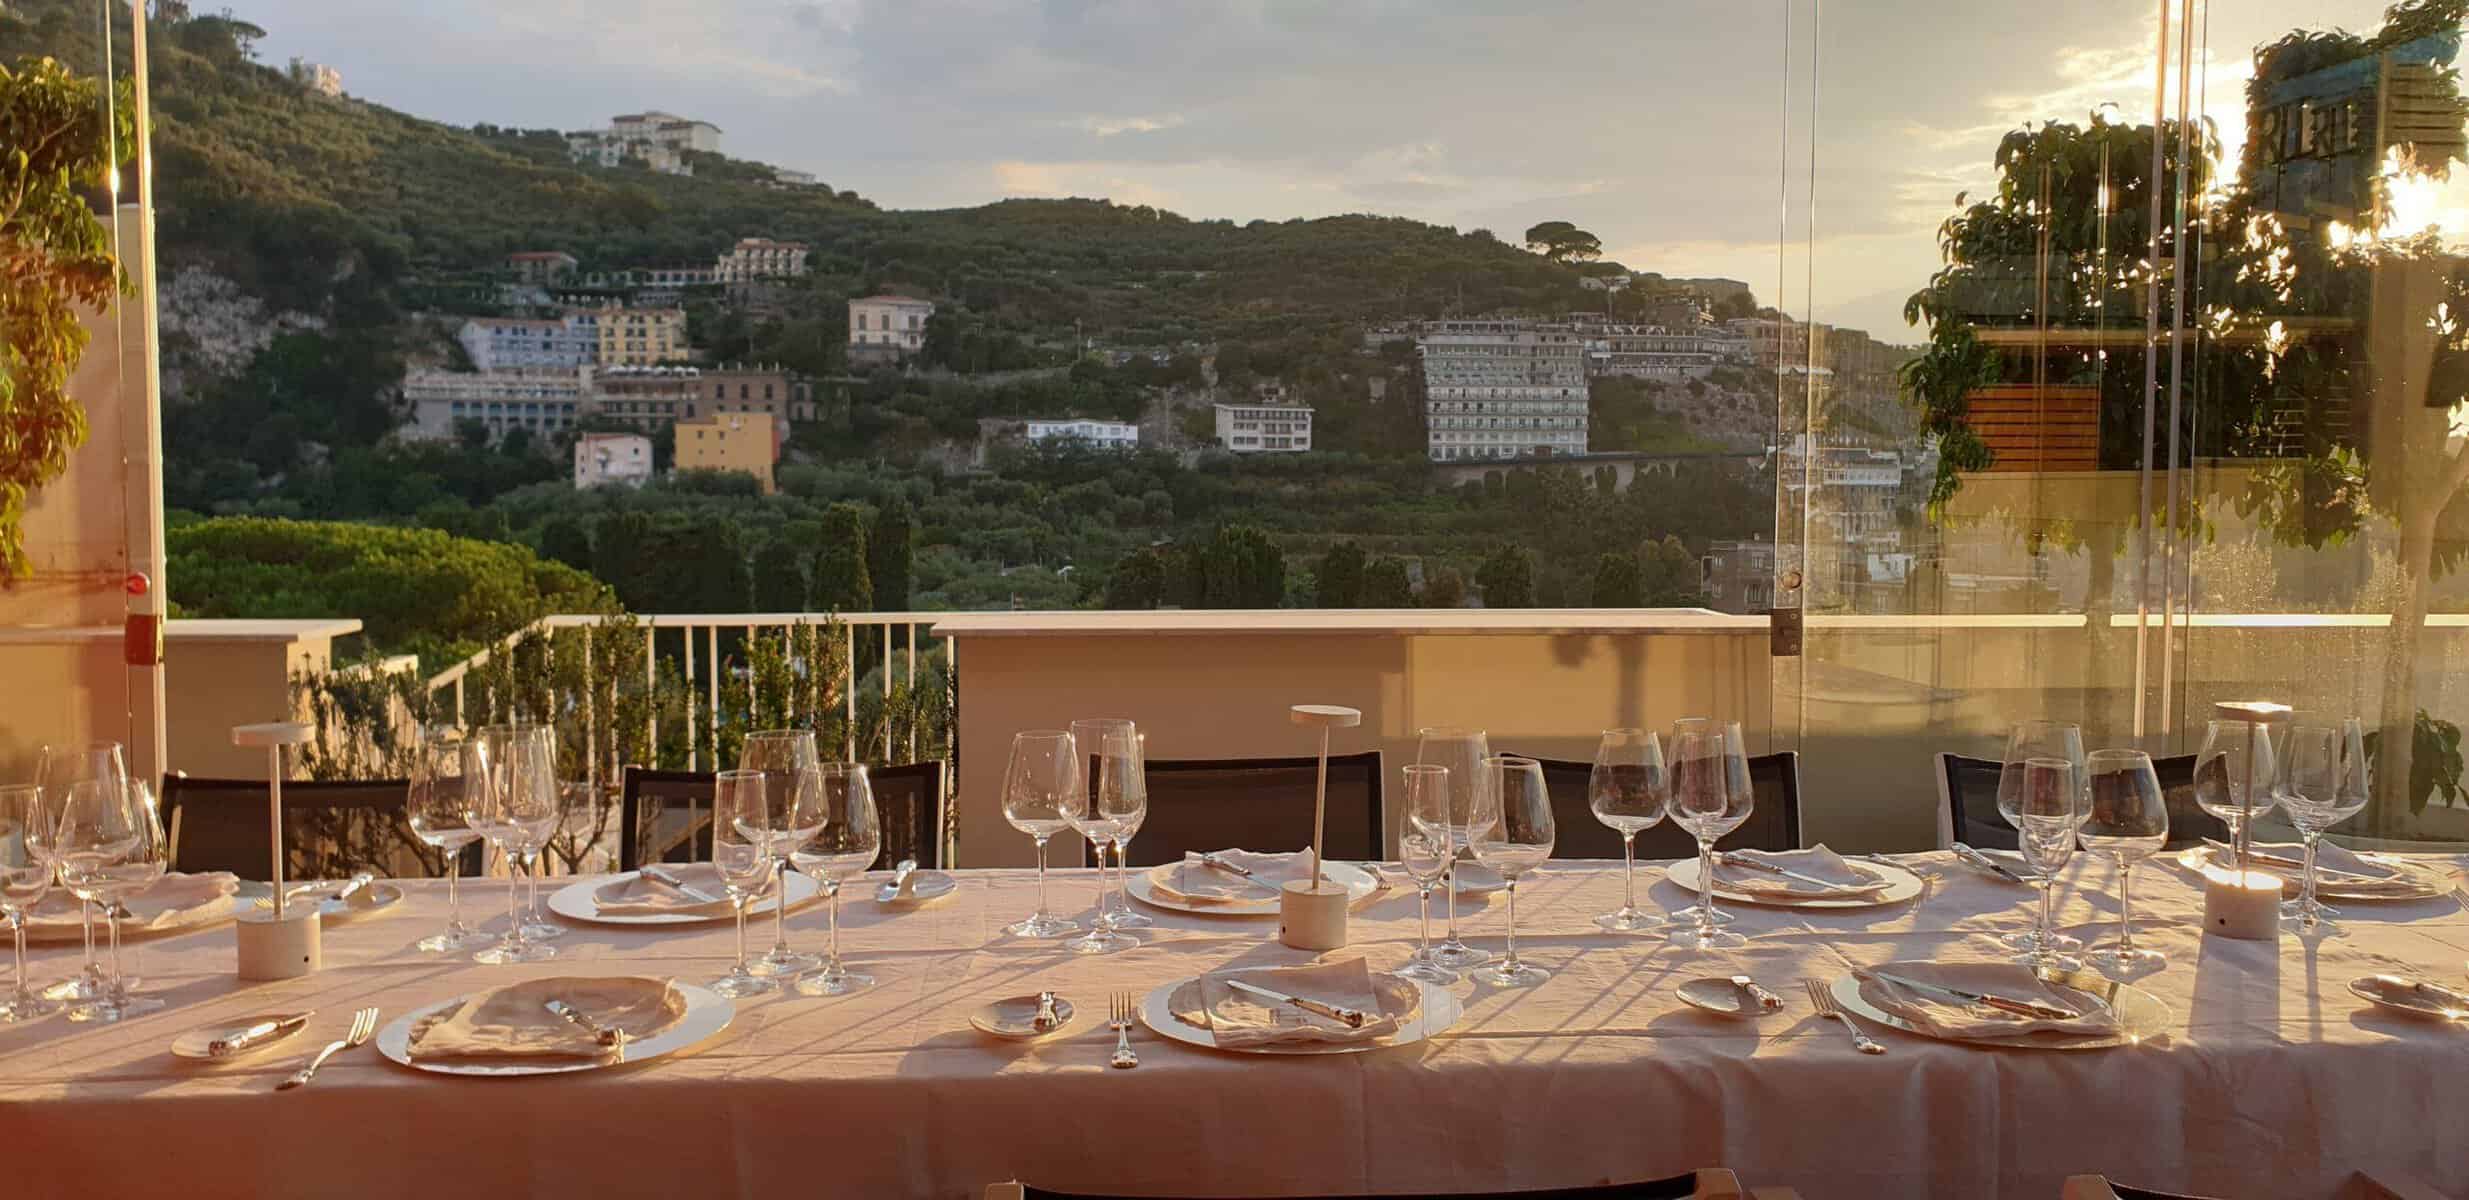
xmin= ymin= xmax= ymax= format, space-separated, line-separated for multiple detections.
xmin=640 ymin=864 xmax=726 ymax=904
xmin=1865 ymin=970 xmax=2081 ymax=1021
xmin=1951 ymin=842 xmax=2030 ymax=885
xmin=1223 ymin=977 xmax=1369 ymax=1029
xmin=1031 ymin=989 xmax=1061 ymax=1033
xmin=879 ymin=857 xmax=920 ymax=901
xmin=1195 ymin=853 xmax=1283 ymax=893
xmin=207 ymin=1011 xmax=314 ymax=1058
xmin=1802 ymin=978 xmax=1884 ymax=1055
xmin=1730 ymin=975 xmax=1784 ymax=1013
xmin=276 ymin=1006 xmax=379 ymax=1090
xmin=1108 ymin=992 xmax=1139 ymax=1069
xmin=2198 ymin=838 xmax=2386 ymax=882
xmin=544 ymin=1000 xmax=625 ymax=1049
xmin=1713 ymin=851 xmax=1859 ymax=891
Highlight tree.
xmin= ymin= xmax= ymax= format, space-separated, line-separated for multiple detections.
xmin=811 ymin=502 xmax=872 ymax=613
xmin=1423 ymin=566 xmax=1467 ymax=609
xmin=0 ymin=57 xmax=128 ymax=578
xmin=537 ymin=514 xmax=593 ymax=570
xmin=1476 ymin=545 xmax=1534 ymax=607
xmin=1203 ymin=524 xmax=1285 ymax=608
xmin=1521 ymin=220 xmax=1602 ymax=264
xmin=1361 ymin=556 xmax=1413 ymax=607
xmin=1104 ymin=547 xmax=1167 ymax=609
xmin=591 ymin=510 xmax=655 ymax=610
xmin=1591 ymin=551 xmax=1643 ymax=607
xmin=1638 ymin=535 xmax=1700 ymax=606
xmin=1315 ymin=541 xmax=1366 ymax=607
xmin=869 ymin=495 xmax=915 ymax=611
xmin=752 ymin=538 xmax=808 ymax=612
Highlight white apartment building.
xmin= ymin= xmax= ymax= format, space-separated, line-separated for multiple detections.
xmin=458 ymin=313 xmax=599 ymax=371
xmin=573 ymin=432 xmax=653 ymax=489
xmin=848 ymin=295 xmax=936 ymax=358
xmin=1418 ymin=318 xmax=1589 ymax=461
xmin=567 ymin=111 xmax=721 ymax=176
xmin=406 ymin=368 xmax=588 ymax=441
xmin=1576 ymin=322 xmax=1721 ymax=379
xmin=1023 ymin=419 xmax=1140 ymax=450
xmin=714 ymin=237 xmax=810 ymax=282
xmin=1213 ymin=402 xmax=1315 ymax=453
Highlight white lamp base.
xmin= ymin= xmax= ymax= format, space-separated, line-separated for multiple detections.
xmin=1279 ymin=880 xmax=1349 ymax=951
xmin=2202 ymin=869 xmax=2283 ymax=941
xmin=235 ymin=908 xmax=322 ymax=980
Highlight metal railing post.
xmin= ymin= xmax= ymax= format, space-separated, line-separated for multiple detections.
xmin=683 ymin=621 xmax=697 ymax=771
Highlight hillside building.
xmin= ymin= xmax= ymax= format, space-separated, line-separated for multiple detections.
xmin=1213 ymin=401 xmax=1314 ymax=453
xmin=457 ymin=314 xmax=598 ymax=371
xmin=573 ymin=432 xmax=653 ymax=490
xmin=504 ymin=251 xmax=578 ymax=283
xmin=1417 ymin=317 xmax=1588 ymax=461
xmin=676 ymin=413 xmax=781 ymax=494
xmin=848 ymin=294 xmax=936 ymax=362
xmin=406 ymin=368 xmax=588 ymax=441
xmin=714 ymin=237 xmax=810 ymax=282
xmin=597 ymin=307 xmax=687 ymax=367
xmin=1024 ymin=419 xmax=1140 ymax=450
xmin=567 ymin=111 xmax=720 ymax=176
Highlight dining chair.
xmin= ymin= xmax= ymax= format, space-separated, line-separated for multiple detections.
xmin=1511 ymin=750 xmax=1803 ymax=858
xmin=993 ymin=1167 xmax=1781 ymax=1199
xmin=159 ymin=774 xmax=464 ymax=880
xmin=2059 ymin=1176 xmax=2227 ymax=1200
xmin=1938 ymin=752 xmax=2222 ymax=852
xmin=1098 ymin=751 xmax=1383 ymax=868
xmin=620 ymin=762 xmax=947 ymax=872
xmin=867 ymin=760 xmax=947 ymax=871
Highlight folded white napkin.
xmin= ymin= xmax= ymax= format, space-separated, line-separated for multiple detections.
xmin=25 ymin=872 xmax=237 ymax=932
xmin=2220 ymin=841 xmax=2423 ymax=896
xmin=408 ymin=976 xmax=686 ymax=1061
xmin=1148 ymin=850 xmax=1310 ymax=906
xmin=593 ymin=864 xmax=738 ymax=917
xmin=1854 ymin=962 xmax=2118 ymax=1039
xmin=1716 ymin=845 xmax=1889 ymax=897
xmin=1168 ymin=958 xmax=1417 ymax=1048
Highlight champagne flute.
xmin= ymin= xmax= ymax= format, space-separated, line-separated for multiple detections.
xmin=1997 ymin=720 xmax=2087 ymax=954
xmin=37 ymin=741 xmax=124 ymax=1003
xmin=1393 ymin=764 xmax=1457 ymax=985
xmin=1666 ymin=721 xmax=1753 ymax=950
xmin=1471 ymin=756 xmax=1553 ymax=988
xmin=1067 ymin=729 xmax=1140 ymax=954
xmin=1589 ymin=729 xmax=1668 ymax=933
xmin=1002 ymin=730 xmax=1083 ymax=939
xmin=740 ymin=729 xmax=823 ymax=976
xmin=2277 ymin=721 xmax=2370 ymax=935
xmin=1070 ymin=718 xmax=1148 ymax=931
xmin=2013 ymin=757 xmax=2083 ymax=973
xmin=409 ymin=733 xmax=490 ymax=953
xmin=792 ymin=763 xmax=880 ymax=995
xmin=710 ymin=769 xmax=777 ymax=998
xmin=0 ymin=785 xmax=56 ymax=1021
xmin=55 ymin=779 xmax=164 ymax=1022
xmin=470 ymin=727 xmax=557 ymax=965
xmin=1415 ymin=727 xmax=1492 ymax=970
xmin=2081 ymin=749 xmax=2169 ymax=974
xmin=2194 ymin=718 xmax=2277 ymax=877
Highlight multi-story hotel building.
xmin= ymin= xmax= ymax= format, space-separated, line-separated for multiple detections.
xmin=597 ymin=307 xmax=687 ymax=367
xmin=406 ymin=368 xmax=589 ymax=441
xmin=848 ymin=294 xmax=936 ymax=362
xmin=1417 ymin=318 xmax=1588 ymax=461
xmin=567 ymin=111 xmax=721 ymax=176
xmin=1024 ymin=419 xmax=1141 ymax=450
xmin=714 ymin=237 xmax=810 ymax=282
xmin=1212 ymin=402 xmax=1314 ymax=453
xmin=676 ymin=413 xmax=781 ymax=494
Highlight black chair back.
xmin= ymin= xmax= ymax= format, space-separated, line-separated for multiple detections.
xmin=1021 ymin=1172 xmax=1701 ymax=1199
xmin=620 ymin=767 xmax=715 ymax=871
xmin=1110 ymin=752 xmax=1383 ymax=868
xmin=869 ymin=761 xmax=947 ymax=871
xmin=1940 ymin=752 xmax=2220 ymax=852
xmin=1512 ymin=751 xmax=1802 ymax=858
xmin=160 ymin=775 xmax=466 ymax=880
xmin=2109 ymin=1185 xmax=2226 ymax=1200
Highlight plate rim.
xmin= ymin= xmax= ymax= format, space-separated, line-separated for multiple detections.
xmin=875 ymin=870 xmax=959 ymax=905
xmin=968 ymin=993 xmax=1077 ymax=1040
xmin=1828 ymin=965 xmax=2170 ymax=1050
xmin=375 ymin=979 xmax=734 ymax=1077
xmin=2347 ymin=975 xmax=2469 ymax=1019
xmin=2173 ymin=846 xmax=2455 ymax=900
xmin=1664 ymin=856 xmax=1924 ymax=909
xmin=1125 ymin=860 xmax=1379 ymax=916
xmin=1136 ymin=975 xmax=1459 ymax=1055
xmin=546 ymin=869 xmax=819 ymax=926
xmin=22 ymin=894 xmax=244 ymax=945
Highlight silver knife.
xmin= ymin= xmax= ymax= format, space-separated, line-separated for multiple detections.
xmin=1868 ymin=971 xmax=2082 ymax=1021
xmin=1032 ymin=990 xmax=1060 ymax=1032
xmin=207 ymin=1011 xmax=313 ymax=1057
xmin=1196 ymin=853 xmax=1282 ymax=892
xmin=639 ymin=864 xmax=726 ymax=904
xmin=1714 ymin=851 xmax=1865 ymax=891
xmin=1951 ymin=843 xmax=2030 ymax=885
xmin=543 ymin=1000 xmax=624 ymax=1048
xmin=1223 ymin=977 xmax=1369 ymax=1028
xmin=2199 ymin=839 xmax=2386 ymax=882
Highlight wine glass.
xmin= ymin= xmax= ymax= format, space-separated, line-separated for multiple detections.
xmin=0 ymin=784 xmax=56 ymax=1021
xmin=1414 ymin=727 xmax=1492 ymax=970
xmin=2277 ymin=721 xmax=2370 ymax=935
xmin=792 ymin=763 xmax=881 ymax=995
xmin=470 ymin=726 xmax=557 ymax=965
xmin=1070 ymin=718 xmax=1148 ymax=931
xmin=409 ymin=733 xmax=490 ymax=953
xmin=710 ymin=768 xmax=778 ymax=998
xmin=1666 ymin=721 xmax=1753 ymax=951
xmin=2012 ymin=757 xmax=2083 ymax=972
xmin=2194 ymin=718 xmax=2277 ymax=877
xmin=1067 ymin=728 xmax=1141 ymax=954
xmin=1997 ymin=720 xmax=2087 ymax=954
xmin=2081 ymin=749 xmax=2169 ymax=974
xmin=55 ymin=778 xmax=166 ymax=1022
xmin=1471 ymin=756 xmax=1553 ymax=988
xmin=1002 ymin=730 xmax=1083 ymax=939
xmin=37 ymin=741 xmax=124 ymax=1003
xmin=1589 ymin=729 xmax=1668 ymax=933
xmin=740 ymin=729 xmax=823 ymax=976
xmin=479 ymin=724 xmax=566 ymax=945
xmin=1393 ymin=764 xmax=1457 ymax=985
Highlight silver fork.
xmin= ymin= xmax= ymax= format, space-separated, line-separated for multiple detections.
xmin=1802 ymin=978 xmax=1883 ymax=1055
xmin=1108 ymin=992 xmax=1138 ymax=1070
xmin=278 ymin=1006 xmax=380 ymax=1090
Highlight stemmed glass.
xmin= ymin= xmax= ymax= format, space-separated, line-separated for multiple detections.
xmin=1471 ymin=756 xmax=1553 ymax=988
xmin=1393 ymin=764 xmax=1457 ymax=985
xmin=37 ymin=741 xmax=124 ymax=1003
xmin=1415 ymin=727 xmax=1492 ymax=970
xmin=1589 ymin=729 xmax=1668 ymax=933
xmin=2278 ymin=720 xmax=2370 ymax=934
xmin=1070 ymin=718 xmax=1149 ymax=931
xmin=2012 ymin=757 xmax=2084 ymax=973
xmin=1997 ymin=720 xmax=2087 ymax=954
xmin=1002 ymin=730 xmax=1083 ymax=939
xmin=2194 ymin=718 xmax=2277 ymax=876
xmin=1666 ymin=721 xmax=1753 ymax=950
xmin=0 ymin=785 xmax=55 ymax=1021
xmin=792 ymin=763 xmax=881 ymax=995
xmin=2081 ymin=750 xmax=2169 ymax=974
xmin=740 ymin=729 xmax=824 ymax=976
xmin=710 ymin=769 xmax=778 ymax=998
xmin=469 ymin=726 xmax=558 ymax=965
xmin=55 ymin=778 xmax=167 ymax=1022
xmin=409 ymin=733 xmax=490 ymax=953
xmin=479 ymin=724 xmax=566 ymax=944
xmin=1067 ymin=728 xmax=1141 ymax=954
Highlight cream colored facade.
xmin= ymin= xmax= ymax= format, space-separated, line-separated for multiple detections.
xmin=675 ymin=413 xmax=780 ymax=493
xmin=596 ymin=306 xmax=686 ymax=367
xmin=848 ymin=295 xmax=936 ymax=357
xmin=715 ymin=237 xmax=810 ymax=282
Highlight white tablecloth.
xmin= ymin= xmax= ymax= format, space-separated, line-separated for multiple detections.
xmin=2 ymin=853 xmax=2465 ymax=1199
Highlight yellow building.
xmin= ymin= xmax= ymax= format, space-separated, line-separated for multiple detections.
xmin=674 ymin=412 xmax=780 ymax=494
xmin=596 ymin=306 xmax=687 ymax=367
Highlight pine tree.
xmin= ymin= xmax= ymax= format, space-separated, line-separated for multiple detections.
xmin=1315 ymin=541 xmax=1366 ymax=607
xmin=868 ymin=495 xmax=915 ymax=611
xmin=810 ymin=502 xmax=872 ymax=613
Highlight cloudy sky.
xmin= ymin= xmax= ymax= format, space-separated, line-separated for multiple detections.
xmin=239 ymin=0 xmax=2398 ymax=340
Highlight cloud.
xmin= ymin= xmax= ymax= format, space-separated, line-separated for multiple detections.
xmin=1076 ymin=114 xmax=1187 ymax=137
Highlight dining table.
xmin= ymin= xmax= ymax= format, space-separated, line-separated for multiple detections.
xmin=0 ymin=851 xmax=2464 ymax=1199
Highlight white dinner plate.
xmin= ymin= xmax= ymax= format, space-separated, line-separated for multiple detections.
xmin=22 ymin=895 xmax=245 ymax=945
xmin=1126 ymin=860 xmax=1381 ymax=917
xmin=875 ymin=870 xmax=958 ymax=905
xmin=1827 ymin=966 xmax=2170 ymax=1050
xmin=239 ymin=880 xmax=406 ymax=923
xmin=1664 ymin=857 xmax=1923 ymax=909
xmin=2174 ymin=845 xmax=2456 ymax=901
xmin=1138 ymin=977 xmax=1460 ymax=1055
xmin=546 ymin=870 xmax=820 ymax=926
xmin=375 ymin=982 xmax=735 ymax=1077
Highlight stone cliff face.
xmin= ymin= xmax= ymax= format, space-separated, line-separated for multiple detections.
xmin=153 ymin=266 xmax=325 ymax=405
